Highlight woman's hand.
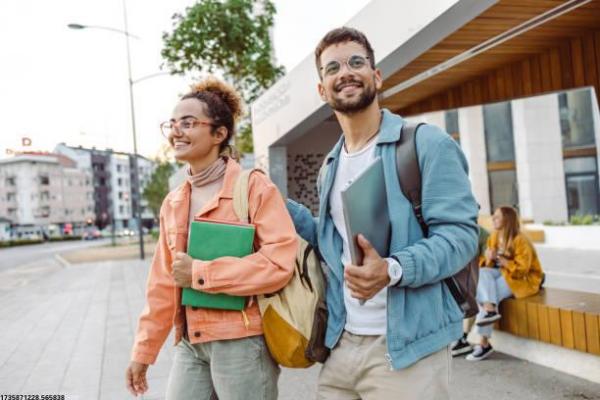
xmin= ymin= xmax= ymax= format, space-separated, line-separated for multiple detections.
xmin=172 ymin=252 xmax=193 ymax=287
xmin=125 ymin=361 xmax=149 ymax=396
xmin=484 ymin=248 xmax=497 ymax=265
xmin=496 ymin=255 xmax=509 ymax=268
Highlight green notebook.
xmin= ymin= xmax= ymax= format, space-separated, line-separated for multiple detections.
xmin=182 ymin=218 xmax=255 ymax=310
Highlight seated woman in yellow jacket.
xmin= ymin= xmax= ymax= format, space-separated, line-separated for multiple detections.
xmin=466 ymin=206 xmax=543 ymax=361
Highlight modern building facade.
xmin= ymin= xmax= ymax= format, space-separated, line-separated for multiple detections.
xmin=0 ymin=153 xmax=95 ymax=235
xmin=251 ymin=0 xmax=600 ymax=223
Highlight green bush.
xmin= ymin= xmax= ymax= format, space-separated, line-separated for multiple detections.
xmin=542 ymin=220 xmax=566 ymax=226
xmin=0 ymin=239 xmax=45 ymax=247
xmin=48 ymin=235 xmax=83 ymax=242
xmin=569 ymin=214 xmax=597 ymax=225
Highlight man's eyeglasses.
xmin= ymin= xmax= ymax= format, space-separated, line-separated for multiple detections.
xmin=160 ymin=117 xmax=215 ymax=138
xmin=320 ymin=54 xmax=370 ymax=78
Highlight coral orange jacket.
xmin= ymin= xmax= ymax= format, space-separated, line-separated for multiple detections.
xmin=131 ymin=159 xmax=298 ymax=365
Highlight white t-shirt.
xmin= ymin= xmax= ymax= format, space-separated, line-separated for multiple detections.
xmin=328 ymin=136 xmax=399 ymax=335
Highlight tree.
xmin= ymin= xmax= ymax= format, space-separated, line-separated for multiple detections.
xmin=161 ymin=0 xmax=284 ymax=153
xmin=143 ymin=160 xmax=175 ymax=221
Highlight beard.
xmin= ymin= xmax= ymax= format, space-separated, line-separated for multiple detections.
xmin=328 ymin=78 xmax=377 ymax=115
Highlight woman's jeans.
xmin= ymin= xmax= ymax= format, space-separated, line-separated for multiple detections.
xmin=475 ymin=268 xmax=513 ymax=338
xmin=166 ymin=335 xmax=280 ymax=400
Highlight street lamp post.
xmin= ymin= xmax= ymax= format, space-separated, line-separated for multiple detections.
xmin=68 ymin=0 xmax=146 ymax=260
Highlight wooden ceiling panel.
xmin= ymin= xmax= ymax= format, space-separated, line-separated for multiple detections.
xmin=379 ymin=0 xmax=600 ymax=110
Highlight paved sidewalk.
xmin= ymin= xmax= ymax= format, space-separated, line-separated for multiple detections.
xmin=0 ymin=259 xmax=599 ymax=399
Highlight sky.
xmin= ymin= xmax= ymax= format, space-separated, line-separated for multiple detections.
xmin=0 ymin=0 xmax=370 ymax=159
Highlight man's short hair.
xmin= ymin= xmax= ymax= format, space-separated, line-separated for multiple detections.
xmin=314 ymin=27 xmax=376 ymax=78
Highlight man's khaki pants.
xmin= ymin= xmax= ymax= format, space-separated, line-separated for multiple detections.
xmin=318 ymin=331 xmax=451 ymax=400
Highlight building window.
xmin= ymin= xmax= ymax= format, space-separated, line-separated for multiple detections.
xmin=564 ymin=157 xmax=599 ymax=218
xmin=119 ymin=205 xmax=124 ymax=214
xmin=483 ymin=102 xmax=516 ymax=162
xmin=117 ymin=165 xmax=122 ymax=172
xmin=5 ymin=177 xmax=16 ymax=186
xmin=559 ymin=89 xmax=595 ymax=149
xmin=99 ymin=178 xmax=106 ymax=186
xmin=7 ymin=192 xmax=16 ymax=201
xmin=445 ymin=109 xmax=460 ymax=143
xmin=488 ymin=170 xmax=519 ymax=211
xmin=8 ymin=208 xmax=17 ymax=217
xmin=39 ymin=175 xmax=50 ymax=185
xmin=483 ymin=101 xmax=518 ymax=211
xmin=40 ymin=191 xmax=50 ymax=201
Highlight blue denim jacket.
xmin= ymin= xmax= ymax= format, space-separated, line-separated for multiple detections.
xmin=286 ymin=109 xmax=479 ymax=370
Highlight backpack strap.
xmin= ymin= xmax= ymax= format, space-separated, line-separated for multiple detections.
xmin=396 ymin=122 xmax=427 ymax=236
xmin=232 ymin=168 xmax=264 ymax=223
xmin=396 ymin=122 xmax=468 ymax=310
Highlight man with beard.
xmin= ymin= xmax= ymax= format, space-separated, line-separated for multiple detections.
xmin=286 ymin=27 xmax=479 ymax=399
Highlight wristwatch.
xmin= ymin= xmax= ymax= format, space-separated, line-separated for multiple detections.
xmin=387 ymin=258 xmax=403 ymax=286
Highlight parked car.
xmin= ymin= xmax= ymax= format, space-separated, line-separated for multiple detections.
xmin=83 ymin=227 xmax=101 ymax=240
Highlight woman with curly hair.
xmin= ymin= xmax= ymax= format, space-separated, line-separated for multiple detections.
xmin=125 ymin=77 xmax=297 ymax=399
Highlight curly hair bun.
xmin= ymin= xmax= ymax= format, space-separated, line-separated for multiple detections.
xmin=191 ymin=76 xmax=243 ymax=121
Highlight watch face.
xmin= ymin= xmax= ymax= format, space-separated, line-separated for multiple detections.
xmin=389 ymin=263 xmax=401 ymax=279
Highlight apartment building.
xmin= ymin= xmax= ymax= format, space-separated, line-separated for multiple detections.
xmin=0 ymin=153 xmax=95 ymax=235
xmin=54 ymin=144 xmax=155 ymax=230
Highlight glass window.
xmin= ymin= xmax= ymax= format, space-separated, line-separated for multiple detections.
xmin=445 ymin=109 xmax=459 ymax=135
xmin=559 ymin=89 xmax=596 ymax=149
xmin=489 ymin=170 xmax=519 ymax=211
xmin=564 ymin=157 xmax=597 ymax=174
xmin=483 ymin=102 xmax=515 ymax=162
xmin=566 ymin=175 xmax=599 ymax=217
xmin=564 ymin=157 xmax=599 ymax=217
xmin=445 ymin=109 xmax=460 ymax=144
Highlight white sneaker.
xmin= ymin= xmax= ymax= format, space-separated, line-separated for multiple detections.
xmin=465 ymin=344 xmax=494 ymax=361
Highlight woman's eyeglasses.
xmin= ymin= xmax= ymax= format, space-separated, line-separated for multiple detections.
xmin=160 ymin=118 xmax=215 ymax=139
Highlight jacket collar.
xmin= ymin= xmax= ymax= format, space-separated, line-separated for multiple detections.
xmin=324 ymin=108 xmax=405 ymax=164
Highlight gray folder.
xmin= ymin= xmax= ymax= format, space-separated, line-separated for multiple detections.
xmin=341 ymin=157 xmax=391 ymax=265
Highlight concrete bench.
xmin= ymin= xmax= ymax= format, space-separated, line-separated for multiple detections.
xmin=497 ymin=288 xmax=600 ymax=356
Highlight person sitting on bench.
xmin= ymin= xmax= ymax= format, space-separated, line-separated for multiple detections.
xmin=466 ymin=206 xmax=544 ymax=361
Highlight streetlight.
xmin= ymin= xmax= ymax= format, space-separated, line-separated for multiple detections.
xmin=68 ymin=0 xmax=149 ymax=259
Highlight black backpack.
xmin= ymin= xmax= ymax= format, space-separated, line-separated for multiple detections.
xmin=397 ymin=122 xmax=479 ymax=318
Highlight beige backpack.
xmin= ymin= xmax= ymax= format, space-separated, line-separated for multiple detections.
xmin=233 ymin=169 xmax=329 ymax=368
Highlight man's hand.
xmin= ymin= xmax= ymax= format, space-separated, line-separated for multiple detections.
xmin=172 ymin=252 xmax=193 ymax=288
xmin=344 ymin=234 xmax=390 ymax=301
xmin=125 ymin=361 xmax=149 ymax=396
